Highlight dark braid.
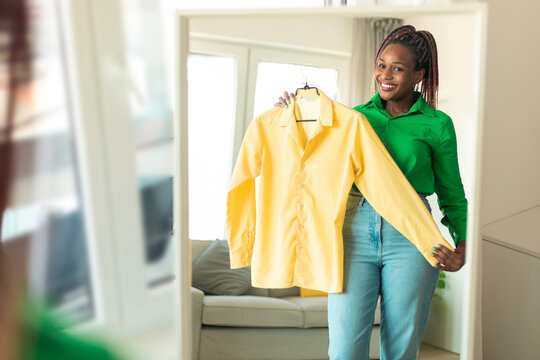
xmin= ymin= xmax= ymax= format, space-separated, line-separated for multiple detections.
xmin=375 ymin=25 xmax=439 ymax=108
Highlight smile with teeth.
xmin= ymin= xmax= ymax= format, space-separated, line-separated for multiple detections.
xmin=380 ymin=82 xmax=397 ymax=91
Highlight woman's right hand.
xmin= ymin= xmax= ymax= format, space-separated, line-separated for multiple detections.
xmin=274 ymin=91 xmax=295 ymax=108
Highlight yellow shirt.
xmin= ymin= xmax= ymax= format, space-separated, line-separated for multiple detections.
xmin=226 ymin=89 xmax=453 ymax=293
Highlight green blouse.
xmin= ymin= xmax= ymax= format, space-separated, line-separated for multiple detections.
xmin=351 ymin=92 xmax=467 ymax=244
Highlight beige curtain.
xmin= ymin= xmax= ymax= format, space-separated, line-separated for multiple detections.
xmin=349 ymin=18 xmax=403 ymax=107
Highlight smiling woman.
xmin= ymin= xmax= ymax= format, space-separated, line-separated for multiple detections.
xmin=275 ymin=24 xmax=468 ymax=360
xmin=328 ymin=25 xmax=467 ymax=360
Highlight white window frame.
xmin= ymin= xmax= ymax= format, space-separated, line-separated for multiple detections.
xmin=191 ymin=33 xmax=351 ymax=164
xmin=246 ymin=46 xmax=350 ymax=130
xmin=188 ymin=36 xmax=351 ymax=241
xmin=59 ymin=0 xmax=174 ymax=335
xmin=188 ymin=37 xmax=250 ymax=186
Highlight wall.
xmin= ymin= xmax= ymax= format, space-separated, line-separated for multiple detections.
xmin=481 ymin=0 xmax=540 ymax=358
xmin=190 ymin=16 xmax=353 ymax=54
xmin=481 ymin=0 xmax=540 ymax=226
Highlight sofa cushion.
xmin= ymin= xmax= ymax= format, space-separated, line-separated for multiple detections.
xmin=192 ymin=240 xmax=251 ymax=296
xmin=268 ymin=287 xmax=300 ymax=298
xmin=284 ymin=296 xmax=328 ymax=328
xmin=199 ymin=327 xmax=330 ymax=360
xmin=202 ymin=295 xmax=303 ymax=328
xmin=243 ymin=286 xmax=270 ymax=297
xmin=285 ymin=295 xmax=381 ymax=326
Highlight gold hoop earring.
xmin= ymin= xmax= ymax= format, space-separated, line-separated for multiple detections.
xmin=371 ymin=76 xmax=377 ymax=96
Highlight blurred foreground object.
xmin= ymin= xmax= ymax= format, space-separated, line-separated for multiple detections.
xmin=1 ymin=0 xmax=123 ymax=359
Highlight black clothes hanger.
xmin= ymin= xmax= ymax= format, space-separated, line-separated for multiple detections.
xmin=295 ymin=82 xmax=319 ymax=122
xmin=295 ymin=82 xmax=320 ymax=97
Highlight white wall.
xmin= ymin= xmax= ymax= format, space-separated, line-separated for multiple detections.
xmin=480 ymin=0 xmax=540 ymax=358
xmin=189 ymin=16 xmax=353 ymax=53
xmin=481 ymin=0 xmax=540 ymax=226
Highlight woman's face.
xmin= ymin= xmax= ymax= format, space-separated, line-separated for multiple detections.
xmin=374 ymin=43 xmax=424 ymax=103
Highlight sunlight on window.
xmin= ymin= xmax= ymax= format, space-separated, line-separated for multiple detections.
xmin=188 ymin=54 xmax=236 ymax=240
xmin=253 ymin=62 xmax=339 ymax=117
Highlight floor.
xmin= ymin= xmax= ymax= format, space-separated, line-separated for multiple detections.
xmin=418 ymin=343 xmax=460 ymax=360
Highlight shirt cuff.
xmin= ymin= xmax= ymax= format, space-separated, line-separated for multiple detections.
xmin=230 ymin=252 xmax=251 ymax=268
xmin=421 ymin=240 xmax=455 ymax=267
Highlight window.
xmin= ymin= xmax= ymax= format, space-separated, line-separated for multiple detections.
xmin=1 ymin=0 xmax=92 ymax=324
xmin=253 ymin=62 xmax=339 ymax=117
xmin=188 ymin=54 xmax=236 ymax=240
xmin=186 ymin=39 xmax=348 ymax=243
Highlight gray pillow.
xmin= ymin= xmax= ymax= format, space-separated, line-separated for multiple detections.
xmin=192 ymin=239 xmax=251 ymax=295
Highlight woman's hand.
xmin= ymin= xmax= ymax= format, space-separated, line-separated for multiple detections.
xmin=274 ymin=91 xmax=295 ymax=108
xmin=431 ymin=241 xmax=466 ymax=272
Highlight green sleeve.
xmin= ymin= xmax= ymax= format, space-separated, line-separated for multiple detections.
xmin=19 ymin=301 xmax=123 ymax=360
xmin=432 ymin=116 xmax=468 ymax=244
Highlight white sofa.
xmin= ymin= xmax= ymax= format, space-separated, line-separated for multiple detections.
xmin=191 ymin=239 xmax=381 ymax=360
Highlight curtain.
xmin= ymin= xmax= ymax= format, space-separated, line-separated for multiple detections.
xmin=349 ymin=18 xmax=403 ymax=107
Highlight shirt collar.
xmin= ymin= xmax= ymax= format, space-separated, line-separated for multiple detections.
xmin=362 ymin=91 xmax=436 ymax=117
xmin=279 ymin=89 xmax=334 ymax=127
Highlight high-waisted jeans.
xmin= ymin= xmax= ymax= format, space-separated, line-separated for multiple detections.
xmin=328 ymin=192 xmax=440 ymax=360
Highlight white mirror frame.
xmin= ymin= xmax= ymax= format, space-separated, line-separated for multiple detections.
xmin=173 ymin=4 xmax=488 ymax=360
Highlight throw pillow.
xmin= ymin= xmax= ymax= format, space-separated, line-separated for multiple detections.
xmin=192 ymin=239 xmax=251 ymax=295
xmin=300 ymin=288 xmax=328 ymax=297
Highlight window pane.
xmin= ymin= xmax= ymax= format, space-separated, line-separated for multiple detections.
xmin=253 ymin=62 xmax=339 ymax=117
xmin=1 ymin=0 xmax=93 ymax=324
xmin=187 ymin=54 xmax=236 ymax=240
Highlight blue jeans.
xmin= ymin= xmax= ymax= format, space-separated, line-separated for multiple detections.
xmin=328 ymin=192 xmax=440 ymax=360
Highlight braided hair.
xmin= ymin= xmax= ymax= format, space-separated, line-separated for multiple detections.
xmin=375 ymin=25 xmax=439 ymax=109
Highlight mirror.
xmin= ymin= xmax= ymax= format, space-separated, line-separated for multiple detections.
xmin=175 ymin=5 xmax=486 ymax=360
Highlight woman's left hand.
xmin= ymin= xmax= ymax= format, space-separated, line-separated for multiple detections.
xmin=431 ymin=241 xmax=466 ymax=272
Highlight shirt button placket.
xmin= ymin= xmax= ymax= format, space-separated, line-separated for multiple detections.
xmin=298 ymin=163 xmax=306 ymax=252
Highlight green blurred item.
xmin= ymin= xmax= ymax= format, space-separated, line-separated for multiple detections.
xmin=18 ymin=300 xmax=123 ymax=360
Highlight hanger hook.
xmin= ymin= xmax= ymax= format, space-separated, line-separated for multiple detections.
xmin=295 ymin=63 xmax=319 ymax=96
xmin=299 ymin=64 xmax=311 ymax=87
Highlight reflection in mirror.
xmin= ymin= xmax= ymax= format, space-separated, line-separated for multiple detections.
xmin=187 ymin=54 xmax=236 ymax=241
xmin=180 ymin=6 xmax=485 ymax=360
xmin=253 ymin=62 xmax=339 ymax=116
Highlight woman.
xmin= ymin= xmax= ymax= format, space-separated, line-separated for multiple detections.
xmin=276 ymin=25 xmax=467 ymax=360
